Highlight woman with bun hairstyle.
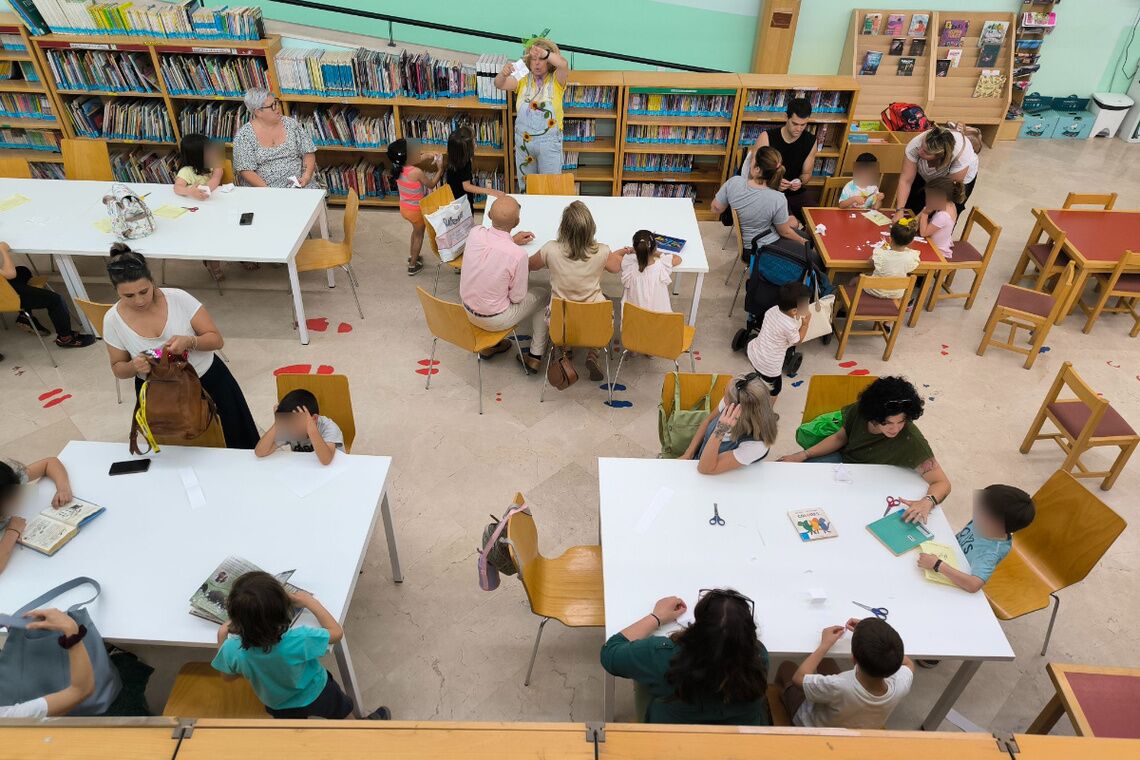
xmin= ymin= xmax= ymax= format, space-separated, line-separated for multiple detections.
xmin=100 ymin=244 xmax=258 ymax=449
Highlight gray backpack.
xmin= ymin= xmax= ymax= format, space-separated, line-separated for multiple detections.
xmin=478 ymin=503 xmax=529 ymax=591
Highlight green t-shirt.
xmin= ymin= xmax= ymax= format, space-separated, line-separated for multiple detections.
xmin=212 ymin=627 xmax=330 ymax=710
xmin=840 ymin=403 xmax=934 ymax=469
xmin=600 ymin=633 xmax=771 ymax=726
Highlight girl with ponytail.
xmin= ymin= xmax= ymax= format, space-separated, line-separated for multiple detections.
xmin=618 ymin=229 xmax=681 ymax=314
xmin=711 ymin=146 xmax=805 ymax=253
xmin=388 ymin=137 xmax=443 ymax=276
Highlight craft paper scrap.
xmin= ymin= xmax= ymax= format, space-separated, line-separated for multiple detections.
xmin=636 ymin=486 xmax=674 ymax=534
xmin=862 ymin=210 xmax=892 ymax=226
xmin=153 ymin=205 xmax=188 ymax=219
xmin=218 ymin=183 xmax=235 ymax=193
xmin=178 ymin=467 xmax=207 ymax=510
xmin=0 ymin=194 xmax=31 ymax=213
xmin=92 ymin=218 xmax=113 ymax=233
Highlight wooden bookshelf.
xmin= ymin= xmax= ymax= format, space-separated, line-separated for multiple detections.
xmin=1007 ymin=1 xmax=1060 ymax=133
xmin=840 ymin=9 xmax=934 ymax=123
xmin=926 ymin=10 xmax=1015 ymax=133
xmin=0 ymin=13 xmax=65 ymax=172
xmin=559 ymin=70 xmax=623 ymax=197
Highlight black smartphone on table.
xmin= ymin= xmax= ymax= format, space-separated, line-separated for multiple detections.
xmin=109 ymin=459 xmax=151 ymax=476
xmin=239 ymin=212 xmax=254 ymax=226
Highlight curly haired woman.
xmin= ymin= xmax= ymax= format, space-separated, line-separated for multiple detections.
xmin=494 ymin=34 xmax=570 ymax=191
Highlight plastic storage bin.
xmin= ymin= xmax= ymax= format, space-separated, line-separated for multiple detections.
xmin=1088 ymin=92 xmax=1134 ymax=138
xmin=1020 ymin=111 xmax=1059 ymax=139
xmin=1051 ymin=110 xmax=1094 ymax=139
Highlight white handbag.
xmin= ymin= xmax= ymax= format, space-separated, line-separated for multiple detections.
xmin=102 ymin=183 xmax=155 ymax=240
xmin=425 ymin=195 xmax=473 ymax=263
xmin=803 ymin=293 xmax=835 ymax=342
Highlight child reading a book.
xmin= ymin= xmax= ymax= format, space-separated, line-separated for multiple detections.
xmin=173 ymin=133 xmax=225 ymax=281
xmin=776 ymin=617 xmax=914 ymax=728
xmin=619 ymin=229 xmax=681 ymax=315
xmin=867 ymin=213 xmax=920 ymax=299
xmin=917 ymin=177 xmax=962 ymax=258
xmin=388 ymin=137 xmax=443 ymax=276
xmin=1 ymin=457 xmax=76 ymax=573
xmin=838 ymin=153 xmax=885 ymax=210
xmin=212 ymin=571 xmax=390 ymax=719
xmin=255 ymin=389 xmax=344 ymax=465
xmin=746 ymin=282 xmax=811 ymax=401
xmin=917 ymin=484 xmax=1035 ymax=593
xmin=445 ymin=126 xmax=505 ymax=210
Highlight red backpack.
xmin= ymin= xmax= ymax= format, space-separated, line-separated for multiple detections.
xmin=881 ymin=102 xmax=930 ymax=132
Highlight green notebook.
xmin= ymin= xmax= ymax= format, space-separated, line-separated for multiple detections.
xmin=866 ymin=510 xmax=935 ymax=555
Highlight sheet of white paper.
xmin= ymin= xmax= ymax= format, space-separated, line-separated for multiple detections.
xmin=808 ymin=587 xmax=827 ymax=603
xmin=511 ymin=58 xmax=529 ymax=79
xmin=636 ymin=486 xmax=675 ymax=535
xmin=915 ymin=236 xmax=927 ymax=243
xmin=178 ymin=467 xmax=206 ymax=510
xmin=277 ymin=452 xmax=356 ymax=498
xmin=833 ymin=463 xmax=854 ymax=484
xmin=198 ymin=185 xmax=211 ymax=197
xmin=218 ymin=183 xmax=235 ymax=193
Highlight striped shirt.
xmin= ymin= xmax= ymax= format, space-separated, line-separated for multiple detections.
xmin=396 ymin=166 xmax=424 ymax=210
xmin=747 ymin=305 xmax=802 ymax=376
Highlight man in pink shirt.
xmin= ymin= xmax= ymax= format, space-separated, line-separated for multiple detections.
xmin=460 ymin=195 xmax=548 ymax=373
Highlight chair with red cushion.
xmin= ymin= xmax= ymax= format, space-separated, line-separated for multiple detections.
xmin=833 ymin=274 xmax=916 ymax=361
xmin=978 ymin=262 xmax=1075 ymax=369
xmin=1078 ymin=250 xmax=1140 ymax=337
xmin=1021 ymin=362 xmax=1138 ymax=491
xmin=928 ymin=207 xmax=1002 ymax=311
xmin=1009 ymin=210 xmax=1069 ymax=292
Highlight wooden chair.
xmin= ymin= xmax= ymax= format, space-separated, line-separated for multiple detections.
xmin=726 ymin=209 xmax=752 ymax=318
xmin=0 ymin=156 xmax=31 ymax=178
xmin=525 ymin=172 xmax=574 ymax=195
xmin=61 ymin=138 xmax=113 ymax=181
xmin=156 ymin=417 xmax=226 ymax=449
xmin=833 ymin=274 xmax=916 ymax=361
xmin=76 ymin=299 xmax=124 ymax=404
xmin=820 ymin=175 xmax=853 ymax=208
xmin=416 ymin=287 xmax=527 ymax=414
xmin=1009 ymin=210 xmax=1069 ymax=292
xmin=985 ymin=470 xmax=1126 ymax=655
xmin=542 ymin=298 xmax=614 ymax=403
xmin=766 ymin=684 xmax=792 ymax=726
xmin=162 ymin=662 xmax=267 ymax=719
xmin=503 ymin=493 xmax=603 ymax=686
xmin=294 ymin=188 xmax=362 ymax=319
xmin=660 ymin=372 xmax=731 ymax=418
xmin=724 ymin=207 xmax=744 ymax=286
xmin=977 ymin=262 xmax=1075 ymax=370
xmin=612 ymin=302 xmax=696 ymax=393
xmin=0 ymin=278 xmax=56 ymax=367
xmin=1078 ymin=250 xmax=1139 ymax=337
xmin=1062 ymin=191 xmax=1117 ymax=211
xmin=1020 ymin=362 xmax=1138 ymax=491
xmin=927 ymin=207 xmax=1002 ymax=311
xmin=221 ymin=159 xmax=235 ymax=185
xmin=801 ymin=374 xmax=878 ymax=423
xmin=420 ymin=183 xmax=464 ymax=296
xmin=276 ymin=373 xmax=356 ymax=453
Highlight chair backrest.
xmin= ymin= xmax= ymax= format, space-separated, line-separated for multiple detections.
xmin=1104 ymin=250 xmax=1140 ymax=294
xmin=341 ymin=187 xmax=360 ymax=253
xmin=820 ymin=175 xmax=853 ymax=208
xmin=275 ymin=373 xmax=357 ymax=453
xmin=0 ymin=156 xmax=32 ymax=179
xmin=416 ymin=286 xmax=479 ymax=352
xmin=504 ymin=492 xmax=541 ymax=608
xmin=801 ymin=374 xmax=878 ymax=423
xmin=0 ymin=278 xmax=21 ymax=313
xmin=420 ymin=184 xmax=456 ymax=257
xmin=221 ymin=159 xmax=234 ymax=185
xmin=549 ymin=298 xmax=613 ymax=349
xmin=731 ymin=208 xmax=743 ymax=254
xmin=959 ymin=207 xmax=1002 ymax=263
xmin=75 ymin=299 xmax=113 ymax=337
xmin=660 ymin=372 xmax=732 ymax=418
xmin=620 ymin=302 xmax=685 ymax=360
xmin=1036 ymin=211 xmax=1068 ymax=260
xmin=1046 ymin=262 xmax=1077 ymax=322
xmin=850 ymin=274 xmax=915 ymax=316
xmin=526 ymin=173 xmax=574 ymax=195
xmin=62 ymin=138 xmax=113 ymax=181
xmin=1062 ymin=192 xmax=1117 ymax=211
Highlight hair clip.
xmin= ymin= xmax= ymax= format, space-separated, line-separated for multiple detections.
xmin=895 ymin=217 xmax=913 ymax=228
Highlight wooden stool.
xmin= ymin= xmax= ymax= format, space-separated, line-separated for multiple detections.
xmin=162 ymin=662 xmax=268 ymax=719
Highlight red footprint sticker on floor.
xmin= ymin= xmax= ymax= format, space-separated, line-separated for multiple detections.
xmin=415 ymin=359 xmax=440 ymax=376
xmin=495 ymin=392 xmax=502 ymax=403
xmin=838 ymin=361 xmax=858 ymax=368
xmin=316 ymin=365 xmax=334 ymax=375
xmin=693 ymin=351 xmax=702 ymax=362
xmin=274 ymin=364 xmax=312 ymax=376
xmin=940 ymin=343 xmax=950 ymax=356
xmin=1107 ymin=361 xmax=1121 ymax=368
xmin=39 ymin=388 xmax=72 ymax=408
xmin=337 ymin=322 xmax=353 ymax=334
xmin=848 ymin=369 xmax=870 ymax=376
xmin=306 ymin=318 xmax=329 ymax=332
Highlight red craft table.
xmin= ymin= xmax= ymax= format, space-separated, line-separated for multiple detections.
xmin=1035 ymin=208 xmax=1140 ymax=321
xmin=1027 ymin=662 xmax=1140 ymax=738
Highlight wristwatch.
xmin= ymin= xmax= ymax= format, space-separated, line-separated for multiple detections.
xmin=925 ymin=494 xmax=938 ymax=507
xmin=933 ymin=559 xmax=943 ymax=573
xmin=58 ymin=624 xmax=88 ymax=650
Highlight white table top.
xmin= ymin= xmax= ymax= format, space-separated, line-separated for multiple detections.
xmin=598 ymin=458 xmax=1014 ymax=661
xmin=0 ymin=179 xmax=326 ymax=263
xmin=0 ymin=441 xmax=389 ymax=647
xmin=483 ymin=194 xmax=709 ymax=275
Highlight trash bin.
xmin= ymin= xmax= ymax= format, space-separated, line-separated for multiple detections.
xmin=1088 ymin=92 xmax=1135 ymax=139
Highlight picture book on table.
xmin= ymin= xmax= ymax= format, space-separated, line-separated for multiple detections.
xmin=947 ymin=49 xmax=964 ymax=68
xmin=896 ymin=57 xmax=916 ymax=77
xmin=888 ymin=37 xmax=905 ymax=56
xmin=936 ymin=59 xmax=952 ymax=78
xmin=652 ymin=233 xmax=686 ymax=254
xmin=189 ymin=556 xmax=305 ymax=624
xmin=885 ymin=14 xmax=906 ymax=37
xmin=909 ymin=37 xmax=927 ymax=57
xmin=908 ymin=14 xmax=929 ymax=37
xmin=860 ymin=51 xmax=884 ymax=76
xmin=862 ymin=13 xmax=883 ymax=35
xmin=15 ymin=498 xmax=104 ymax=556
xmin=939 ymin=20 xmax=969 ymax=48
xmin=979 ymin=20 xmax=1010 ymax=47
xmin=978 ymin=43 xmax=1002 ymax=68
xmin=789 ymin=509 xmax=838 ymax=542
xmin=918 ymin=541 xmax=961 ymax=586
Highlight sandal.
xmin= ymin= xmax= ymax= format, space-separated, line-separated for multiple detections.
xmin=55 ymin=333 xmax=96 ymax=348
xmin=585 ymin=350 xmax=604 ymax=381
xmin=407 ymin=259 xmax=424 ymax=276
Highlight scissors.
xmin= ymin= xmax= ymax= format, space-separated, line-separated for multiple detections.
xmin=181 ymin=206 xmax=200 ymax=212
xmin=709 ymin=503 xmax=725 ymax=527
xmin=884 ymin=495 xmax=903 ymax=515
xmin=853 ymin=601 xmax=889 ymax=621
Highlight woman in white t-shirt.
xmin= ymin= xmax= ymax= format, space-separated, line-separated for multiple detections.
xmin=100 ymin=244 xmax=258 ymax=449
xmin=680 ymin=373 xmax=779 ymax=475
xmin=895 ymin=125 xmax=979 ymax=218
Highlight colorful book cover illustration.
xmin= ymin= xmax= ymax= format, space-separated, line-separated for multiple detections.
xmin=885 ymin=14 xmax=906 ymax=37
xmin=936 ymin=59 xmax=951 ymax=77
xmin=909 ymin=14 xmax=930 ymax=37
xmin=897 ymin=57 xmax=916 ymax=76
xmin=860 ymin=51 xmax=884 ymax=76
xmin=939 ymin=20 xmax=969 ymax=47
xmin=979 ymin=20 xmax=1010 ymax=47
xmin=862 ymin=13 xmax=883 ymax=35
xmin=789 ymin=509 xmax=838 ymax=542
xmin=888 ymin=38 xmax=905 ymax=56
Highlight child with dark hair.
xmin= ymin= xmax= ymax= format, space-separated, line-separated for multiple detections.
xmin=776 ymin=617 xmax=913 ymax=728
xmin=1 ymin=455 xmax=76 ymax=575
xmin=0 ymin=241 xmax=95 ymax=349
xmin=212 ymin=571 xmax=389 ymax=719
xmin=173 ymin=133 xmax=225 ymax=280
xmin=255 ymin=389 xmax=344 ymax=465
xmin=445 ymin=126 xmax=505 ymax=209
xmin=867 ymin=211 xmax=920 ymax=299
xmin=618 ymin=229 xmax=681 ymax=314
xmin=918 ymin=484 xmax=1035 ymax=593
xmin=388 ymin=137 xmax=443 ymax=276
xmin=918 ymin=177 xmax=965 ymax=258
xmin=838 ymin=153 xmax=884 ymax=210
xmin=746 ymin=281 xmax=811 ymax=400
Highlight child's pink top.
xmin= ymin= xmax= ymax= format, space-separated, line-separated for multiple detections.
xmin=927 ymin=209 xmax=955 ymax=258
xmin=397 ymin=165 xmax=424 ymax=210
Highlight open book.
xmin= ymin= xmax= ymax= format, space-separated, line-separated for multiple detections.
xmin=19 ymin=498 xmax=105 ymax=556
xmin=189 ymin=556 xmax=303 ymax=624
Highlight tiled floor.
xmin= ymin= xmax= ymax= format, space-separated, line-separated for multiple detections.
xmin=1 ymin=136 xmax=1138 ymax=732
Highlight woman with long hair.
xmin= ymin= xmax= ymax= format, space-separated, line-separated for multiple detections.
xmin=600 ymin=588 xmax=771 ymax=725
xmin=894 ymin=124 xmax=979 ymax=217
xmin=680 ymin=372 xmax=780 ymax=475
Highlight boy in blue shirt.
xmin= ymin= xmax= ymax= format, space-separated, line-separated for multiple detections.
xmin=917 ymin=484 xmax=1035 ymax=593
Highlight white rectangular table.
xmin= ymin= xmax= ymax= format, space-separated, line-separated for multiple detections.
xmin=598 ymin=458 xmax=1014 ymax=729
xmin=0 ymin=441 xmax=404 ymax=717
xmin=0 ymin=179 xmax=329 ymax=345
xmin=483 ymin=194 xmax=709 ymax=326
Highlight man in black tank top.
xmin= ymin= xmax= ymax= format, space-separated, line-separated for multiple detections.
xmin=749 ymin=97 xmax=819 ymax=223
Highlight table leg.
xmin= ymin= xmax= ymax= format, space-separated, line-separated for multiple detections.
xmin=921 ymin=659 xmax=982 ymax=730
xmin=333 ymin=635 xmax=365 ymax=718
xmin=287 ymin=258 xmax=310 ymax=345
xmin=318 ymin=203 xmax=330 ymax=239
xmin=380 ymin=493 xmax=404 ymax=583
xmin=53 ymin=254 xmax=95 ymax=334
xmin=672 ymin=272 xmax=681 ymax=297
xmin=908 ymin=271 xmax=936 ymax=328
xmin=687 ymin=272 xmax=704 ymax=327
xmin=1027 ymin=693 xmax=1066 ymax=735
xmin=604 ymin=671 xmax=615 ymax=722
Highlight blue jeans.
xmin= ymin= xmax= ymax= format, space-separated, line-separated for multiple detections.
xmin=805 ymin=452 xmax=843 ymax=464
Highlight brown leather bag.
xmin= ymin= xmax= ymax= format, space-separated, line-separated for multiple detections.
xmin=129 ymin=351 xmax=217 ymax=454
xmin=546 ymin=301 xmax=578 ymax=391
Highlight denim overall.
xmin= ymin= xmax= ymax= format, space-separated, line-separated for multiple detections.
xmin=515 ymin=74 xmax=564 ymax=190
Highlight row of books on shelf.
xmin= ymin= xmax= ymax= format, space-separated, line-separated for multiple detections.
xmin=317 ymin=160 xmax=505 ymax=200
xmin=177 ymin=101 xmax=241 ymax=141
xmin=161 ymin=54 xmax=269 ymax=96
xmin=622 ymin=154 xmax=695 ymax=173
xmin=43 ymin=49 xmax=158 ymax=93
xmin=811 ymin=157 xmax=838 ymax=177
xmin=0 ymin=127 xmax=60 ymax=151
xmin=67 ymin=96 xmax=174 ymax=142
xmin=564 ymin=85 xmax=617 ymax=110
xmin=13 ymin=1 xmax=265 ymax=40
xmin=860 ymin=13 xmax=1012 ymax=48
xmin=29 ymin=161 xmax=64 ymax=179
xmin=276 ymin=48 xmax=478 ymax=101
xmin=563 ymin=118 xmax=598 ymax=143
xmin=0 ymin=93 xmax=53 ymax=120
xmin=627 ymin=124 xmax=727 ymax=145
xmin=110 ymin=147 xmax=179 ymax=184
xmin=400 ymin=114 xmax=502 ymax=148
xmin=0 ymin=60 xmax=39 ymax=83
xmin=297 ymin=107 xmax=396 ymax=149
xmin=561 ymin=151 xmax=578 ymax=170
xmin=737 ymin=121 xmax=840 ymax=150
xmin=743 ymin=89 xmax=849 ymax=114
xmin=621 ymin=182 xmax=695 ymax=199
xmin=627 ymin=93 xmax=734 ymax=119
xmin=0 ymin=33 xmax=25 ymax=51
xmin=861 ymin=13 xmax=930 ymax=38
xmin=474 ymin=54 xmax=509 ymax=104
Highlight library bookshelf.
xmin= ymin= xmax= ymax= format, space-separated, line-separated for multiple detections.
xmin=556 ymin=69 xmax=623 ymax=197
xmin=0 ymin=12 xmax=65 ymax=173
xmin=926 ymin=10 xmax=1015 ymax=133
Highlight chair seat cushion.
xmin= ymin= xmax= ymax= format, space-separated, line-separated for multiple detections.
xmin=1048 ymin=400 xmax=1137 ymax=439
xmin=1114 ymin=273 xmax=1140 ymax=294
xmin=951 ymin=239 xmax=983 ymax=263
xmin=1028 ymin=242 xmax=1068 ymax=267
xmin=996 ymin=284 xmax=1054 ymax=318
xmin=841 ymin=284 xmax=900 ymax=317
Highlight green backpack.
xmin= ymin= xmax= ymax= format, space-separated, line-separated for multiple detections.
xmin=658 ymin=373 xmax=720 ymax=459
xmin=795 ymin=410 xmax=845 ymax=449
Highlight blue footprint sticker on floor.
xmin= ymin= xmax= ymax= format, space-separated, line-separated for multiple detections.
xmin=600 ymin=383 xmax=627 ymax=392
xmin=1039 ymin=346 xmax=1051 ymax=353
xmin=604 ymin=400 xmax=634 ymax=408
xmin=791 ymin=380 xmax=804 ymax=388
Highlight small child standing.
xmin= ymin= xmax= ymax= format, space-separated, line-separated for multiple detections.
xmin=838 ymin=153 xmax=885 ymax=210
xmin=917 ymin=177 xmax=963 ymax=259
xmin=388 ymin=137 xmax=443 ymax=276
xmin=776 ymin=618 xmax=914 ymax=729
xmin=254 ymin=389 xmax=344 ymax=466
xmin=445 ymin=126 xmax=505 ymax=210
xmin=211 ymin=571 xmax=389 ymax=719
xmin=619 ymin=229 xmax=681 ymax=314
xmin=746 ymin=282 xmax=811 ymax=401
xmin=867 ymin=213 xmax=921 ymax=299
xmin=173 ymin=133 xmax=225 ymax=282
